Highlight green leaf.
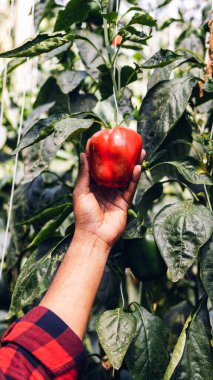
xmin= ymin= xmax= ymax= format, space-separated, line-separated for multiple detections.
xmin=141 ymin=49 xmax=183 ymax=68
xmin=138 ymin=77 xmax=193 ymax=155
xmin=149 ymin=116 xmax=192 ymax=182
xmin=24 ymin=102 xmax=56 ymax=132
xmin=22 ymin=118 xmax=94 ymax=182
xmin=96 ymin=308 xmax=137 ymax=370
xmin=147 ymin=65 xmax=173 ymax=91
xmin=34 ymin=0 xmax=56 ymax=29
xmin=28 ymin=204 xmax=72 ymax=248
xmin=146 ymin=56 xmax=189 ymax=91
xmin=129 ymin=12 xmax=157 ymax=27
xmin=159 ymin=18 xmax=182 ymax=30
xmin=16 ymin=116 xmax=94 ymax=154
xmin=126 ymin=304 xmax=169 ymax=380
xmin=164 ymin=297 xmax=213 ymax=380
xmin=119 ymin=26 xmax=151 ymax=45
xmin=201 ymin=4 xmax=212 ymax=28
xmin=33 ymin=77 xmax=68 ymax=113
xmin=127 ymin=0 xmax=138 ymax=4
xmin=97 ymin=265 xmax=121 ymax=310
xmin=0 ymin=58 xmax=26 ymax=79
xmin=13 ymin=114 xmax=64 ymax=154
xmin=199 ymin=235 xmax=213 ymax=306
xmin=157 ymin=0 xmax=173 ymax=8
xmin=153 ymin=201 xmax=213 ymax=282
xmin=101 ymin=11 xmax=118 ymax=23
xmin=18 ymin=195 xmax=72 ymax=226
xmin=54 ymin=0 xmax=90 ymax=32
xmin=9 ymin=236 xmax=71 ymax=317
xmin=123 ymin=218 xmax=147 ymax=239
xmin=137 ymin=182 xmax=164 ymax=218
xmin=75 ymin=31 xmax=103 ymax=80
xmin=162 ymin=157 xmax=213 ymax=186
xmin=0 ymin=33 xmax=73 ymax=58
xmin=56 ymin=70 xmax=87 ymax=94
xmin=203 ymin=79 xmax=213 ymax=93
xmin=52 ymin=117 xmax=94 ymax=143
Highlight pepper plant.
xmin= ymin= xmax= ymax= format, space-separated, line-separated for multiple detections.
xmin=0 ymin=0 xmax=213 ymax=379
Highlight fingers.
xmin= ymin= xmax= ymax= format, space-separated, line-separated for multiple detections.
xmin=122 ymin=149 xmax=146 ymax=207
xmin=75 ymin=153 xmax=90 ymax=194
xmin=85 ymin=138 xmax=91 ymax=156
xmin=139 ymin=149 xmax=146 ymax=164
xmin=122 ymin=165 xmax=142 ymax=206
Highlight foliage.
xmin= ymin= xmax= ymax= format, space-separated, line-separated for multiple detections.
xmin=0 ymin=0 xmax=212 ymax=379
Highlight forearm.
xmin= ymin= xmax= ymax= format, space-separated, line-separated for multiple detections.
xmin=40 ymin=231 xmax=110 ymax=339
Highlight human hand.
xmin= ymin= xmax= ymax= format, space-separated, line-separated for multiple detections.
xmin=73 ymin=147 xmax=146 ymax=249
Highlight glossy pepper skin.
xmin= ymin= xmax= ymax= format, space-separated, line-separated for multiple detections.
xmin=87 ymin=127 xmax=143 ymax=188
xmin=124 ymin=232 xmax=167 ymax=282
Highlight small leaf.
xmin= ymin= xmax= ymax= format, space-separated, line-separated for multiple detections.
xmin=199 ymin=235 xmax=213 ymax=307
xmin=101 ymin=11 xmax=118 ymax=23
xmin=138 ymin=77 xmax=193 ymax=155
xmin=159 ymin=18 xmax=182 ymax=30
xmin=126 ymin=304 xmax=169 ymax=380
xmin=162 ymin=157 xmax=213 ymax=186
xmin=129 ymin=12 xmax=157 ymax=27
xmin=96 ymin=308 xmax=137 ymax=370
xmin=158 ymin=0 xmax=173 ymax=8
xmin=0 ymin=33 xmax=73 ymax=58
xmin=119 ymin=26 xmax=151 ymax=45
xmin=56 ymin=70 xmax=87 ymax=94
xmin=28 ymin=204 xmax=72 ymax=248
xmin=123 ymin=218 xmax=146 ymax=239
xmin=9 ymin=235 xmax=71 ymax=317
xmin=141 ymin=49 xmax=183 ymax=68
xmin=153 ymin=201 xmax=213 ymax=282
xmin=54 ymin=0 xmax=90 ymax=32
xmin=164 ymin=297 xmax=213 ymax=380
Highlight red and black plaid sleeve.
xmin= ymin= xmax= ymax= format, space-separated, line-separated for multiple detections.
xmin=0 ymin=306 xmax=87 ymax=379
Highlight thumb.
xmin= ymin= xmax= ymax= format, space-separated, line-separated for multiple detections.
xmin=75 ymin=153 xmax=91 ymax=192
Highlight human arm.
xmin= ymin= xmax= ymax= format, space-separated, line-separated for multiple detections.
xmin=40 ymin=149 xmax=146 ymax=339
xmin=0 ymin=148 xmax=145 ymax=379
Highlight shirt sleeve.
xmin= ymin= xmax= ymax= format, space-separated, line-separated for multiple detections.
xmin=0 ymin=306 xmax=87 ymax=379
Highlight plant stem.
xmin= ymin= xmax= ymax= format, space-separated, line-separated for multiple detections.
xmin=120 ymin=281 xmax=125 ymax=309
xmin=103 ymin=17 xmax=110 ymax=47
xmin=103 ymin=5 xmax=119 ymax=125
xmin=204 ymin=184 xmax=212 ymax=211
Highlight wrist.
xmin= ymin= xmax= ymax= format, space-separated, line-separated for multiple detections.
xmin=71 ymin=229 xmax=111 ymax=256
